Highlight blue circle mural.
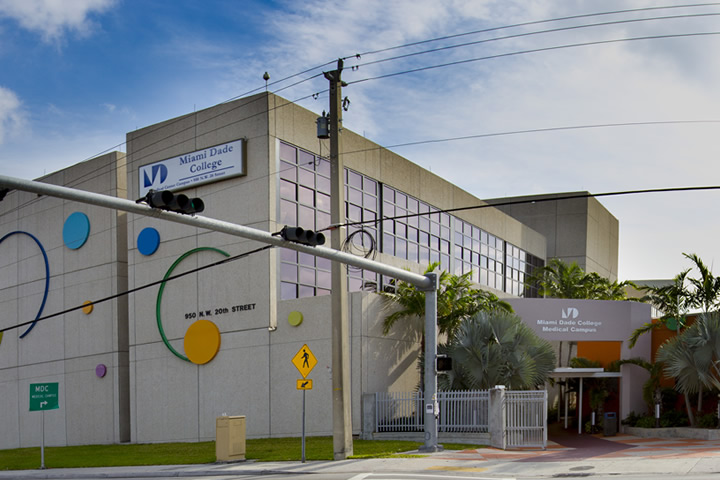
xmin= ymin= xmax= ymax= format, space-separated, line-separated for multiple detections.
xmin=63 ymin=212 xmax=90 ymax=250
xmin=0 ymin=231 xmax=50 ymax=340
xmin=137 ymin=227 xmax=160 ymax=256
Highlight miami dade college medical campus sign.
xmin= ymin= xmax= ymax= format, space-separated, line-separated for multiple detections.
xmin=139 ymin=139 xmax=246 ymax=196
xmin=507 ymin=297 xmax=651 ymax=342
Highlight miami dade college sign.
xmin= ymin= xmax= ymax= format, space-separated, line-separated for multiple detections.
xmin=507 ymin=298 xmax=651 ymax=342
xmin=139 ymin=139 xmax=246 ymax=196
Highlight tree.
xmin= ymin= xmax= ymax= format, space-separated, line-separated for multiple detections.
xmin=437 ymin=310 xmax=556 ymax=390
xmin=616 ymin=357 xmax=665 ymax=415
xmin=657 ymin=313 xmax=720 ymax=426
xmin=529 ymin=259 xmax=634 ymax=301
xmin=629 ymin=269 xmax=691 ymax=348
xmin=381 ymin=262 xmax=512 ymax=339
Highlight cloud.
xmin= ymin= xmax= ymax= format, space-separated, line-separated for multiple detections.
xmin=0 ymin=86 xmax=24 ymax=143
xmin=0 ymin=0 xmax=116 ymax=42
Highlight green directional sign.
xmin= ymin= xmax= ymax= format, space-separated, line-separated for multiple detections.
xmin=29 ymin=383 xmax=59 ymax=411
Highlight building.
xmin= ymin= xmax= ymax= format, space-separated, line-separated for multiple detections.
xmin=0 ymin=93 xmax=621 ymax=448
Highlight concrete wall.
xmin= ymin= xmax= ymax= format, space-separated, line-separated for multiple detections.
xmin=488 ymin=193 xmax=618 ymax=280
xmin=0 ymin=152 xmax=129 ymax=448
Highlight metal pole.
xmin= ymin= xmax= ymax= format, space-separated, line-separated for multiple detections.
xmin=40 ymin=410 xmax=45 ymax=469
xmin=419 ymin=272 xmax=441 ymax=452
xmin=578 ymin=377 xmax=583 ymax=435
xmin=301 ymin=390 xmax=306 ymax=463
xmin=0 ymin=175 xmax=432 ymax=290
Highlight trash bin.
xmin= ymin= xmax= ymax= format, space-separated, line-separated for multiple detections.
xmin=603 ymin=412 xmax=617 ymax=436
xmin=216 ymin=416 xmax=246 ymax=462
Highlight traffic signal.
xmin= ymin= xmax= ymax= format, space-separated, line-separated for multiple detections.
xmin=280 ymin=226 xmax=325 ymax=246
xmin=141 ymin=190 xmax=204 ymax=215
xmin=436 ymin=355 xmax=453 ymax=372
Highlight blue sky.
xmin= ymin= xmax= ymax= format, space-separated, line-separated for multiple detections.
xmin=1 ymin=0 xmax=719 ymax=281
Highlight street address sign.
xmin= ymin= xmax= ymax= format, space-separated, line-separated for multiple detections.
xmin=291 ymin=344 xmax=317 ymax=379
xmin=30 ymin=383 xmax=59 ymax=411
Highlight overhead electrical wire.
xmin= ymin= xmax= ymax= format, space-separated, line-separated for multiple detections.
xmin=348 ymin=31 xmax=720 ymax=85
xmin=328 ymin=185 xmax=720 ymax=232
xmin=350 ymin=2 xmax=720 ymax=58
xmin=8 ymin=5 xmax=720 ymax=215
xmin=60 ymin=2 xmax=720 ymax=191
xmin=349 ymin=12 xmax=720 ymax=71
xmin=0 ymin=244 xmax=273 ymax=335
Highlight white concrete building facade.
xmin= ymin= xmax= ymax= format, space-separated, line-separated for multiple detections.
xmin=0 ymin=93 xmax=621 ymax=448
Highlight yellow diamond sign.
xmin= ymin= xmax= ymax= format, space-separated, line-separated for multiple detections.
xmin=292 ymin=344 xmax=317 ymax=379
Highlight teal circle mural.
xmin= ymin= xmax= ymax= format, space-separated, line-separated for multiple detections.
xmin=137 ymin=227 xmax=160 ymax=256
xmin=63 ymin=212 xmax=90 ymax=250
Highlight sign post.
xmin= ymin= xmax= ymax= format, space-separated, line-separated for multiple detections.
xmin=292 ymin=345 xmax=317 ymax=463
xmin=30 ymin=382 xmax=59 ymax=469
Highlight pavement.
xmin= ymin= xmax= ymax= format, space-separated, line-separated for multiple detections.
xmin=4 ymin=430 xmax=720 ymax=479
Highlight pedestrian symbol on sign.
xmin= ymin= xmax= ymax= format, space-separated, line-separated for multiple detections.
xmin=291 ymin=344 xmax=317 ymax=378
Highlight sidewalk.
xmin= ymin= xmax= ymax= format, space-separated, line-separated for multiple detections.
xmin=3 ymin=432 xmax=720 ymax=479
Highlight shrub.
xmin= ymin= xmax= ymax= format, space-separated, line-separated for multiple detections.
xmin=635 ymin=416 xmax=656 ymax=428
xmin=697 ymin=413 xmax=718 ymax=428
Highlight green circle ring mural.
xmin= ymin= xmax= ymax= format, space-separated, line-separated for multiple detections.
xmin=156 ymin=247 xmax=230 ymax=363
xmin=0 ymin=231 xmax=50 ymax=343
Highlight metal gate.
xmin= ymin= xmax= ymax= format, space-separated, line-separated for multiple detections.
xmin=504 ymin=390 xmax=547 ymax=448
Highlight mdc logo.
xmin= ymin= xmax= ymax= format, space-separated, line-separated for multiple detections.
xmin=142 ymin=164 xmax=168 ymax=188
xmin=561 ymin=307 xmax=579 ymax=319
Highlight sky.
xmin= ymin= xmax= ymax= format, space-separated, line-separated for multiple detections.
xmin=0 ymin=0 xmax=719 ymax=282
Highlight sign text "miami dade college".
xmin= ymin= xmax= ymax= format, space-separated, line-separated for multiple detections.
xmin=139 ymin=139 xmax=246 ymax=196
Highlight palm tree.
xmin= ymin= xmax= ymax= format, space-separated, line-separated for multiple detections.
xmin=629 ymin=269 xmax=691 ymax=348
xmin=381 ymin=262 xmax=512 ymax=338
xmin=617 ymin=358 xmax=665 ymax=415
xmin=437 ymin=310 xmax=556 ymax=390
xmin=656 ymin=313 xmax=720 ymax=426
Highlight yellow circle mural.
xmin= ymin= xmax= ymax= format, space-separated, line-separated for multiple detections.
xmin=184 ymin=320 xmax=221 ymax=365
xmin=82 ymin=301 xmax=94 ymax=315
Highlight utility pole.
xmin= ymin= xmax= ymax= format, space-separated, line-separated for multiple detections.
xmin=324 ymin=59 xmax=353 ymax=460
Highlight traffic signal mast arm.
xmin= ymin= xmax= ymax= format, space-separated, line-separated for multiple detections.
xmin=0 ymin=174 xmax=431 ymax=289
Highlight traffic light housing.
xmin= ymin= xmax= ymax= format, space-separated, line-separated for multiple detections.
xmin=280 ymin=226 xmax=325 ymax=246
xmin=141 ymin=190 xmax=204 ymax=215
xmin=436 ymin=355 xmax=453 ymax=372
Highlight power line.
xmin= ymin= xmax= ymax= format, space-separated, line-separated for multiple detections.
xmin=0 ymin=244 xmax=273 ymax=335
xmin=351 ymin=2 xmax=720 ymax=58
xmin=350 ymin=12 xmax=720 ymax=71
xmin=330 ymin=185 xmax=720 ymax=232
xmin=341 ymin=120 xmax=720 ymax=156
xmin=349 ymin=31 xmax=720 ymax=85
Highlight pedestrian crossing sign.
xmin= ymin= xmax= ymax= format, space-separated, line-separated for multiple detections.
xmin=292 ymin=344 xmax=317 ymax=378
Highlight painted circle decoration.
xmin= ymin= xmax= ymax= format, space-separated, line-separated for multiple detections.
xmin=137 ymin=227 xmax=160 ymax=256
xmin=63 ymin=212 xmax=90 ymax=250
xmin=82 ymin=301 xmax=94 ymax=315
xmin=96 ymin=364 xmax=107 ymax=378
xmin=184 ymin=320 xmax=221 ymax=364
xmin=156 ymin=247 xmax=230 ymax=363
xmin=288 ymin=311 xmax=303 ymax=327
xmin=0 ymin=231 xmax=50 ymax=340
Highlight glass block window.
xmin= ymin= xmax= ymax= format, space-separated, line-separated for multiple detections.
xmin=381 ymin=185 xmax=450 ymax=270
xmin=279 ymin=141 xmax=377 ymax=299
xmin=345 ymin=169 xmax=379 ymax=292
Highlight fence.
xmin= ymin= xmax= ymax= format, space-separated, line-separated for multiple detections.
xmin=375 ymin=390 xmax=489 ymax=433
xmin=504 ymin=390 xmax=547 ymax=448
xmin=374 ymin=389 xmax=546 ymax=449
